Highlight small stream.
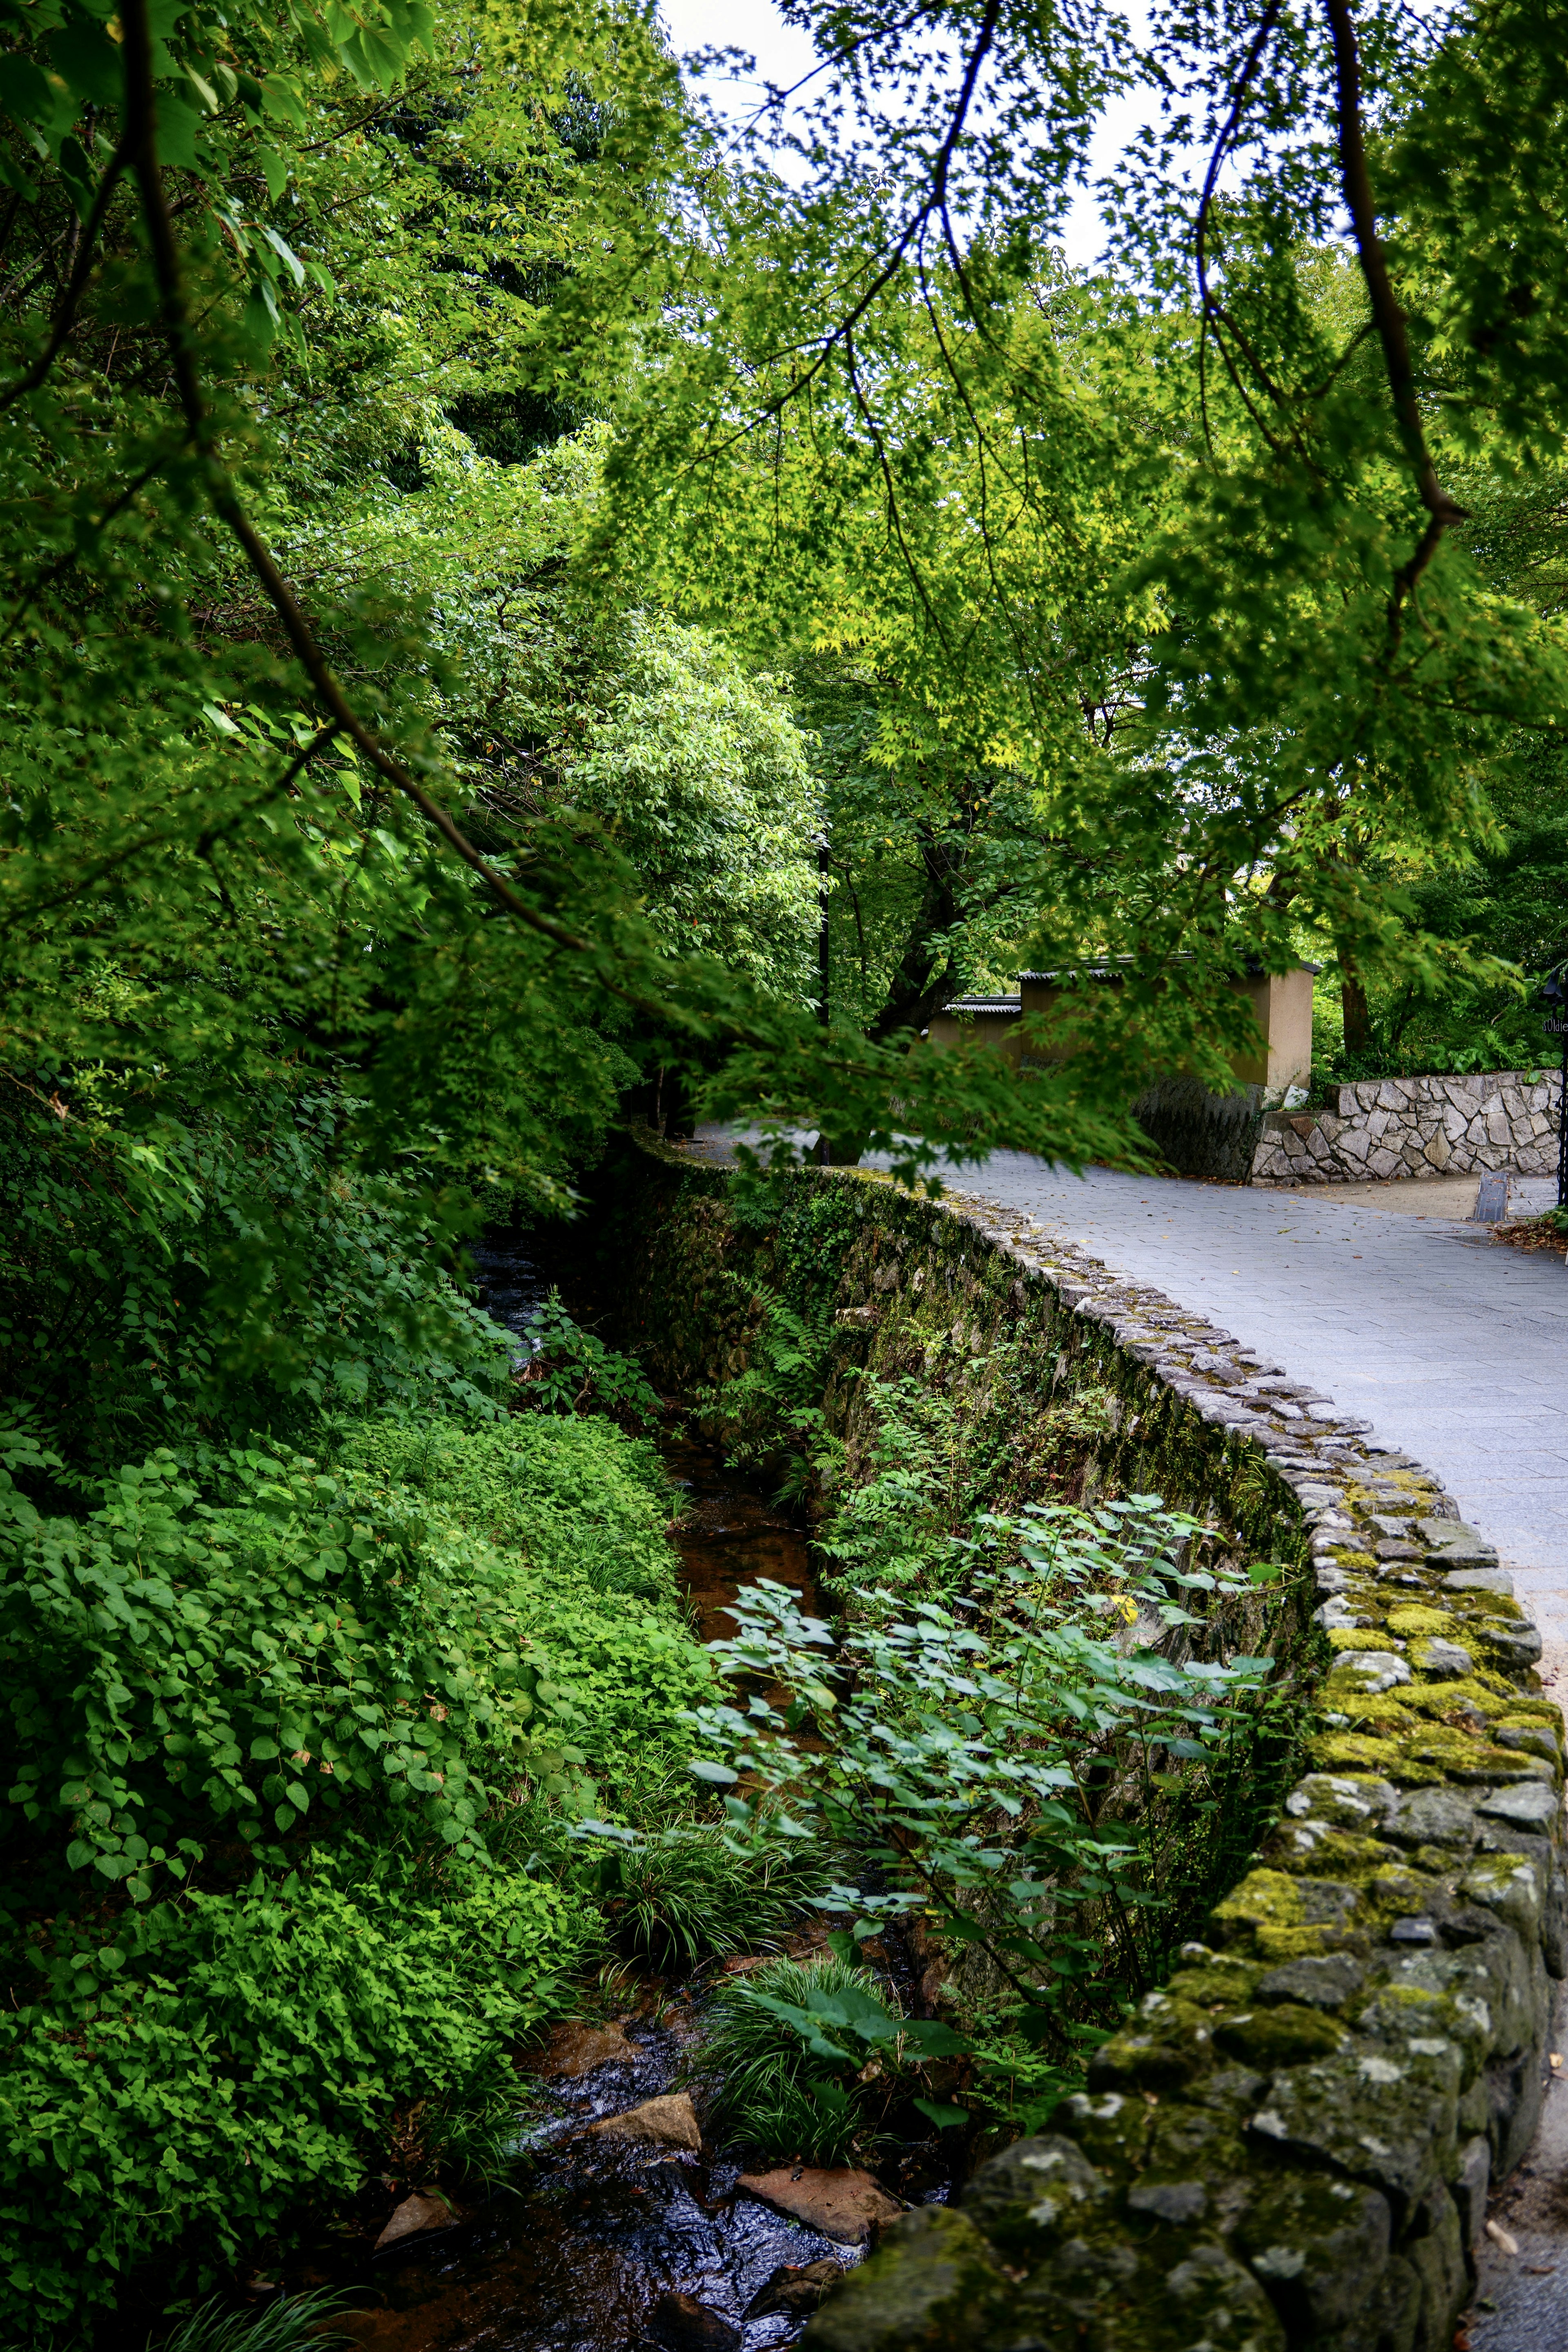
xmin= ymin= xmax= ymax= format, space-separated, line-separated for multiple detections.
xmin=320 ymin=1239 xmax=873 ymax=2351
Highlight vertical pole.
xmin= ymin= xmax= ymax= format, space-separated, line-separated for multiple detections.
xmin=1559 ymin=1024 xmax=1568 ymax=1211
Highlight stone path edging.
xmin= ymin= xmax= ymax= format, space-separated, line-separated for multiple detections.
xmin=801 ymin=1178 xmax=1566 ymax=2352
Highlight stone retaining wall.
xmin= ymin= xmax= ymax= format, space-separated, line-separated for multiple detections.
xmin=602 ymin=1134 xmax=1564 ymax=2352
xmin=1252 ymin=1069 xmax=1562 ymax=1187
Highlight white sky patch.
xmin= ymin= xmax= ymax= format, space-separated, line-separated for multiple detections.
xmin=656 ymin=0 xmax=1168 ymax=271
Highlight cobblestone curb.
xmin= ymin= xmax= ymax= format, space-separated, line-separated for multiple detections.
xmin=804 ymin=1184 xmax=1566 ymax=2352
xmin=604 ymin=1135 xmax=1563 ymax=2352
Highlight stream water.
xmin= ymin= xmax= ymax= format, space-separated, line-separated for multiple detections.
xmin=316 ymin=1239 xmax=870 ymax=2351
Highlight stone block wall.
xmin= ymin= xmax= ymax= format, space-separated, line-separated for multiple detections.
xmin=604 ymin=1133 xmax=1564 ymax=2352
xmin=1252 ymin=1069 xmax=1561 ymax=1186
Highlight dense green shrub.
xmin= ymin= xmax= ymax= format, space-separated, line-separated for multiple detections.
xmin=0 ymin=1408 xmax=720 ymax=2334
xmin=338 ymin=1411 xmax=677 ymax=1604
xmin=0 ymin=1087 xmax=512 ymax=1478
xmin=0 ymin=1871 xmax=594 ymax=2336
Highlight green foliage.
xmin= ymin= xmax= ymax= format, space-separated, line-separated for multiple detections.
xmin=158 ymin=2292 xmax=359 ymax=2352
xmin=581 ymin=1820 xmax=835 ymax=1968
xmin=0 ymin=1870 xmax=592 ymax=2336
xmin=0 ymin=1432 xmax=589 ymax=1886
xmin=689 ymin=1497 xmax=1279 ymax=2058
xmin=337 ymin=1406 xmax=675 ymax=1601
xmin=0 ymin=1404 xmax=728 ymax=2331
xmin=0 ymin=1083 xmax=512 ymax=1475
xmin=814 ymin=1374 xmax=978 ymax=1598
xmin=697 ymin=1956 xmax=905 ymax=2165
xmin=514 ymin=1292 xmax=665 ymax=1428
xmin=563 ymin=614 xmax=820 ymax=1002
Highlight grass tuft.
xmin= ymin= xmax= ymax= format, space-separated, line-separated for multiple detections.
xmin=697 ymin=1954 xmax=896 ymax=2165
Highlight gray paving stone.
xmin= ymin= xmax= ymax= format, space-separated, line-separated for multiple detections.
xmin=913 ymin=1154 xmax=1568 ymax=1685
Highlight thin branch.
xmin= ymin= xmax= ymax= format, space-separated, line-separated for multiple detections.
xmin=3 ymin=432 xmax=193 ymax=638
xmin=0 ymin=724 xmax=341 ymax=933
xmin=0 ymin=124 xmax=136 ymax=410
xmin=1320 ymin=0 xmax=1467 ymax=610
xmin=118 ymin=0 xmax=600 ymax=966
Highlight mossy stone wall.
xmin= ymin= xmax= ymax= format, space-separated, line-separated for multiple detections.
xmin=595 ymin=1131 xmax=1564 ymax=2352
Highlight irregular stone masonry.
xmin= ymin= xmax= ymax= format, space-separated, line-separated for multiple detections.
xmin=1251 ymin=1069 xmax=1561 ymax=1186
xmin=788 ymin=1185 xmax=1565 ymax=2352
xmin=608 ymin=1136 xmax=1562 ymax=2352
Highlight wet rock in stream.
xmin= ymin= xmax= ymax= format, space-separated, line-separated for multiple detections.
xmin=742 ymin=2263 xmax=847 ymax=2322
xmin=339 ymin=2025 xmax=871 ymax=2351
xmin=375 ymin=2193 xmax=463 ymax=2252
xmin=644 ymin=2289 xmax=742 ymax=2350
xmin=537 ymin=2022 xmax=641 ymax=2079
xmin=733 ymin=2172 xmax=901 ymax=2248
xmin=585 ymin=2092 xmax=704 ymax=2152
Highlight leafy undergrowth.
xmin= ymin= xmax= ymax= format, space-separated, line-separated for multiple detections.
xmin=697 ymin=1956 xmax=902 ymax=2165
xmin=0 ymin=1387 xmax=753 ymax=2343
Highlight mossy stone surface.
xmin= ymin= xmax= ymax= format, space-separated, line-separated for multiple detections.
xmin=959 ymin=2134 xmax=1106 ymax=2256
xmin=1214 ymin=2002 xmax=1348 ymax=2068
xmin=1234 ymin=2169 xmax=1393 ymax=2336
xmin=800 ymin=2207 xmax=1006 ymax=2351
xmin=1248 ymin=2040 xmax=1461 ymax=2203
xmin=1007 ymin=2236 xmax=1287 ymax=2352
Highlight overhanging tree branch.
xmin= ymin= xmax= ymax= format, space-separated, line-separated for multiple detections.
xmin=1321 ymin=0 xmax=1467 ymax=610
xmin=118 ymin=0 xmax=600 ymax=967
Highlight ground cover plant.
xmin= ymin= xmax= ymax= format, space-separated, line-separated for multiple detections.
xmin=697 ymin=1954 xmax=901 ymax=2166
xmin=0 ymin=1368 xmax=732 ymax=2337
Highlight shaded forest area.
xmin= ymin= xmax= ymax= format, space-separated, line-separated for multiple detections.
xmin=1 ymin=0 xmax=1567 ymax=2337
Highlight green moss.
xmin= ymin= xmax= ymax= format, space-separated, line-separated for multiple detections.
xmin=1164 ymin=1962 xmax=1263 ymax=2008
xmin=1403 ymin=1674 xmax=1514 ymax=1718
xmin=1385 ymin=1605 xmax=1458 ymax=1639
xmin=1273 ymin=1829 xmax=1393 ymax=1882
xmin=1213 ymin=2003 xmax=1347 ymax=2067
xmin=803 ymin=2207 xmax=1008 ymax=2350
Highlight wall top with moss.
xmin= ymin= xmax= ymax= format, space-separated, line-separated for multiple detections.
xmin=604 ymin=1131 xmax=1563 ymax=2352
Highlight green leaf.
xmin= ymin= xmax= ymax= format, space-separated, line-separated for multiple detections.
xmin=912 ymin=2097 xmax=969 ymax=2132
xmin=900 ymin=2018 xmax=970 ymax=2059
xmin=152 ymin=94 xmax=204 ymax=172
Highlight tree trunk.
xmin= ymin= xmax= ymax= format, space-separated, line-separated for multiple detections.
xmin=1341 ymin=969 xmax=1373 ymax=1056
xmin=867 ymin=848 xmax=963 ymax=1045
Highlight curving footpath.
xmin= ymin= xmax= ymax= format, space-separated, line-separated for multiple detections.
xmin=933 ymin=1156 xmax=1568 ymax=1691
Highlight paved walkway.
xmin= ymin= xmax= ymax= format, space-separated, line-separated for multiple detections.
xmin=929 ymin=1155 xmax=1568 ymax=1676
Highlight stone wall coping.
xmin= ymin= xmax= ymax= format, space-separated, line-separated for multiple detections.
xmin=623 ymin=1137 xmax=1563 ymax=2352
